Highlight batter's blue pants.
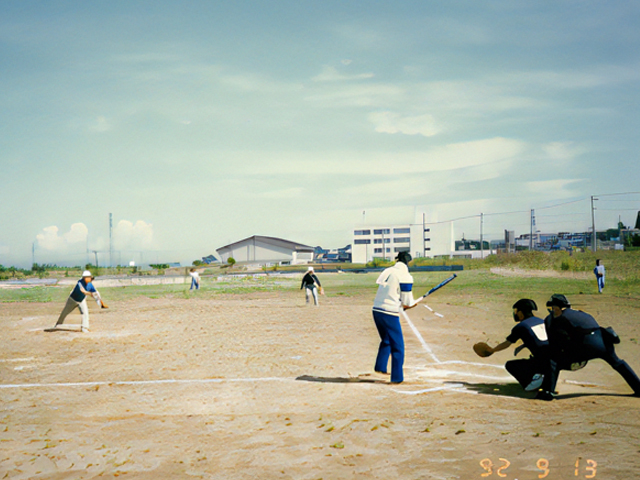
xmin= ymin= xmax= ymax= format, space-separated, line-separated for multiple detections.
xmin=373 ymin=310 xmax=405 ymax=383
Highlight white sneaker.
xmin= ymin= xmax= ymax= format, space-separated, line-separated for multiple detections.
xmin=525 ymin=374 xmax=544 ymax=391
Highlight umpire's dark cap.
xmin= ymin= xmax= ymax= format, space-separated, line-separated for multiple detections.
xmin=546 ymin=294 xmax=571 ymax=308
xmin=512 ymin=298 xmax=537 ymax=312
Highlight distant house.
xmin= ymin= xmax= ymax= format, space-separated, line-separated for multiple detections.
xmin=315 ymin=244 xmax=352 ymax=263
xmin=201 ymin=254 xmax=220 ymax=264
xmin=216 ymin=235 xmax=314 ymax=265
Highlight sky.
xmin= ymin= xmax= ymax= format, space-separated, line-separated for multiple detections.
xmin=1 ymin=1 xmax=640 ymax=268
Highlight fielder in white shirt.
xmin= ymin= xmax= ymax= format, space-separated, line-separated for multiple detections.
xmin=594 ymin=259 xmax=605 ymax=293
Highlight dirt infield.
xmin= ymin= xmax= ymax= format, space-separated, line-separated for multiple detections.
xmin=1 ymin=287 xmax=639 ymax=479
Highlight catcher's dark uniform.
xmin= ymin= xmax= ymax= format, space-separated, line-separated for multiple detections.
xmin=504 ymin=316 xmax=550 ymax=389
xmin=541 ymin=308 xmax=640 ymax=395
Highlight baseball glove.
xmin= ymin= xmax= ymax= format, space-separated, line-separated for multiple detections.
xmin=473 ymin=342 xmax=493 ymax=357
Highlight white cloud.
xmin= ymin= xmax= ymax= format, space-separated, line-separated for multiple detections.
xmin=312 ymin=66 xmax=375 ymax=82
xmin=526 ymin=179 xmax=584 ymax=196
xmin=542 ymin=141 xmax=585 ymax=161
xmin=89 ymin=116 xmax=111 ymax=133
xmin=36 ymin=223 xmax=88 ymax=251
xmin=261 ymin=187 xmax=304 ymax=199
xmin=304 ymin=83 xmax=403 ymax=107
xmin=217 ymin=137 xmax=527 ymax=176
xmin=369 ymin=111 xmax=441 ymax=137
xmin=113 ymin=220 xmax=154 ymax=251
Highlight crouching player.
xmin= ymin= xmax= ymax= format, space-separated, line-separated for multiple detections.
xmin=478 ymin=299 xmax=549 ymax=392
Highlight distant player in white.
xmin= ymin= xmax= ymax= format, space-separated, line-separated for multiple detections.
xmin=594 ymin=259 xmax=605 ymax=293
xmin=189 ymin=268 xmax=200 ymax=290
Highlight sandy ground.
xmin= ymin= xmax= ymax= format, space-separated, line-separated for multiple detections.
xmin=1 ymin=288 xmax=640 ymax=479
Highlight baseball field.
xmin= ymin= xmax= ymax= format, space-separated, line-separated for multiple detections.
xmin=1 ymin=269 xmax=639 ymax=479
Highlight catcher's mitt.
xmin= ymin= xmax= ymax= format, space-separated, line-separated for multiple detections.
xmin=473 ymin=342 xmax=493 ymax=357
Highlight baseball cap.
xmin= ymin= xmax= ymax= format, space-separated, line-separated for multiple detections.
xmin=82 ymin=270 xmax=92 ymax=278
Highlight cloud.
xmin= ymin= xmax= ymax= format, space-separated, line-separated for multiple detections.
xmin=312 ymin=66 xmax=375 ymax=82
xmin=369 ymin=111 xmax=441 ymax=137
xmin=542 ymin=141 xmax=585 ymax=161
xmin=261 ymin=187 xmax=304 ymax=199
xmin=89 ymin=116 xmax=111 ymax=133
xmin=216 ymin=137 xmax=527 ymax=176
xmin=304 ymin=83 xmax=403 ymax=107
xmin=526 ymin=179 xmax=584 ymax=197
xmin=113 ymin=220 xmax=154 ymax=251
xmin=36 ymin=223 xmax=88 ymax=251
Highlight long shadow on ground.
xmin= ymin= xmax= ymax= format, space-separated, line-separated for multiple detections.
xmin=296 ymin=375 xmax=386 ymax=384
xmin=450 ymin=381 xmax=632 ymax=400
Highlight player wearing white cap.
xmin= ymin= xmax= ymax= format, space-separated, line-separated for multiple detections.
xmin=51 ymin=270 xmax=106 ymax=332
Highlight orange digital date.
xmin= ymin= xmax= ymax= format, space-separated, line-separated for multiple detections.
xmin=479 ymin=457 xmax=597 ymax=478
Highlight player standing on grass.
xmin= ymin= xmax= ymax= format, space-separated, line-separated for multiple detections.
xmin=594 ymin=259 xmax=605 ymax=293
xmin=51 ymin=270 xmax=106 ymax=333
xmin=189 ymin=268 xmax=200 ymax=290
xmin=473 ymin=299 xmax=550 ymax=392
xmin=300 ymin=267 xmax=323 ymax=305
xmin=536 ymin=294 xmax=640 ymax=400
xmin=372 ymin=251 xmax=417 ymax=384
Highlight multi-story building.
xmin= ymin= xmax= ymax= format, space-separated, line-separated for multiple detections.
xmin=352 ymin=223 xmax=454 ymax=264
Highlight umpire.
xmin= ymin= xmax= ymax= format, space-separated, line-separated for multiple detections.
xmin=536 ymin=294 xmax=640 ymax=400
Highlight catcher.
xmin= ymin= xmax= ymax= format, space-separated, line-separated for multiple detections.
xmin=473 ymin=299 xmax=549 ymax=392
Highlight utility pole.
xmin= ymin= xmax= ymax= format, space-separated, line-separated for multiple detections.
xmin=480 ymin=213 xmax=484 ymax=259
xmin=591 ymin=195 xmax=597 ymax=252
xmin=530 ymin=209 xmax=534 ymax=251
xmin=32 ymin=242 xmax=35 ymax=267
xmin=422 ymin=212 xmax=426 ymax=258
xmin=109 ymin=213 xmax=113 ymax=268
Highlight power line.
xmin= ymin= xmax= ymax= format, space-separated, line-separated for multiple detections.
xmin=594 ymin=191 xmax=640 ymax=198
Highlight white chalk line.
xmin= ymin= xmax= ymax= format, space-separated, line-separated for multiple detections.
xmin=402 ymin=310 xmax=440 ymax=363
xmin=0 ymin=377 xmax=294 ymax=390
xmin=392 ymin=383 xmax=466 ymax=395
xmin=400 ymin=310 xmax=514 ymax=394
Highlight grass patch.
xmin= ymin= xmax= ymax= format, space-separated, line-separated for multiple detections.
xmin=2 ymin=264 xmax=639 ymax=304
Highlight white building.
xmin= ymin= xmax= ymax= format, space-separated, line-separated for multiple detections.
xmin=352 ymin=222 xmax=454 ymax=264
xmin=216 ymin=235 xmax=314 ymax=265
